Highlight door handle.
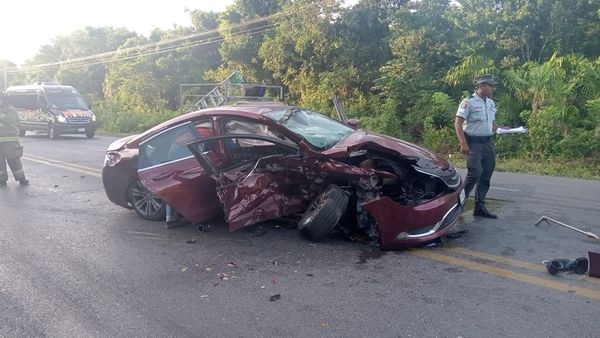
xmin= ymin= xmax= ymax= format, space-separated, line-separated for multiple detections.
xmin=152 ymin=171 xmax=174 ymax=181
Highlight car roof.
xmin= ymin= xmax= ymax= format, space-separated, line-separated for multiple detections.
xmin=127 ymin=102 xmax=293 ymax=148
xmin=6 ymin=84 xmax=78 ymax=93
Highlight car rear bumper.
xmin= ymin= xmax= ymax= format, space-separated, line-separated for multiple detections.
xmin=102 ymin=158 xmax=137 ymax=209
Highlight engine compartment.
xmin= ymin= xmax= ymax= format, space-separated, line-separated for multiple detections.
xmin=345 ymin=151 xmax=450 ymax=206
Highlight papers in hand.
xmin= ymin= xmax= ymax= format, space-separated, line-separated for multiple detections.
xmin=496 ymin=126 xmax=528 ymax=134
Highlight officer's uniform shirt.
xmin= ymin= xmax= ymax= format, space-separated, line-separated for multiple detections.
xmin=456 ymin=92 xmax=496 ymax=137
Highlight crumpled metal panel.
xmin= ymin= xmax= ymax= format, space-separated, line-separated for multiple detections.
xmin=216 ymin=155 xmax=387 ymax=232
xmin=215 ymin=156 xmax=311 ymax=231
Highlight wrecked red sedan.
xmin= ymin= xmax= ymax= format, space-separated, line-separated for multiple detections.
xmin=103 ymin=102 xmax=464 ymax=248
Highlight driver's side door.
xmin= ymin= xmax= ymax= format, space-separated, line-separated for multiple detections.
xmin=188 ymin=135 xmax=311 ymax=231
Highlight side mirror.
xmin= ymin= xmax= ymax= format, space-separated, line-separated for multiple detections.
xmin=347 ymin=118 xmax=360 ymax=129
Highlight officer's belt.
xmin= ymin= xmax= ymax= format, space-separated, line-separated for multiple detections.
xmin=465 ymin=134 xmax=493 ymax=143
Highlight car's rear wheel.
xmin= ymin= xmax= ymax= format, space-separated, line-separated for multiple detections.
xmin=298 ymin=184 xmax=349 ymax=242
xmin=18 ymin=128 xmax=26 ymax=137
xmin=127 ymin=179 xmax=166 ymax=221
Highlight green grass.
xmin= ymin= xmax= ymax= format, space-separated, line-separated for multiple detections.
xmin=448 ymin=154 xmax=600 ymax=180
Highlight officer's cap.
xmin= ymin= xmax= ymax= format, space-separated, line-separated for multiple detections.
xmin=475 ymin=74 xmax=498 ymax=86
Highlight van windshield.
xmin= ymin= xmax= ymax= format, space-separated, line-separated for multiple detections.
xmin=46 ymin=91 xmax=89 ymax=110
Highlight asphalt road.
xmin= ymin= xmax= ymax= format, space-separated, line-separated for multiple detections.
xmin=1 ymin=133 xmax=599 ymax=337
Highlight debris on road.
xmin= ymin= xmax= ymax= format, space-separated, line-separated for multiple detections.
xmin=534 ymin=216 xmax=600 ymax=240
xmin=269 ymin=294 xmax=281 ymax=302
xmin=196 ymin=224 xmax=210 ymax=232
xmin=589 ymin=251 xmax=600 ymax=278
xmin=542 ymin=257 xmax=588 ymax=275
xmin=356 ymin=247 xmax=386 ymax=264
xmin=186 ymin=238 xmax=197 ymax=244
xmin=446 ymin=230 xmax=469 ymax=239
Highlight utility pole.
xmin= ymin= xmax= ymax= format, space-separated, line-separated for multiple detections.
xmin=2 ymin=60 xmax=6 ymax=92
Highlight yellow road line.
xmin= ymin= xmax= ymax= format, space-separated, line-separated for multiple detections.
xmin=410 ymin=249 xmax=600 ymax=301
xmin=443 ymin=246 xmax=600 ymax=285
xmin=23 ymin=153 xmax=102 ymax=178
xmin=444 ymin=246 xmax=546 ymax=272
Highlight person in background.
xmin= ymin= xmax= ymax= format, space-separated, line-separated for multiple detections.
xmin=454 ymin=74 xmax=504 ymax=219
xmin=0 ymin=93 xmax=29 ymax=186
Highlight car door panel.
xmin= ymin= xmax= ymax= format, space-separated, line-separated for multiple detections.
xmin=188 ymin=135 xmax=310 ymax=231
xmin=138 ymin=122 xmax=221 ymax=224
xmin=216 ymin=154 xmax=309 ymax=231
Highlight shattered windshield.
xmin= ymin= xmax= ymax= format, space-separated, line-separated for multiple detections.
xmin=266 ymin=109 xmax=354 ymax=150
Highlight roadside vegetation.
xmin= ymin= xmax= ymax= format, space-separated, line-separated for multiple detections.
xmin=2 ymin=0 xmax=599 ymax=179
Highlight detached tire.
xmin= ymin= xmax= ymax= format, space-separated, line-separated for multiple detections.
xmin=298 ymin=184 xmax=349 ymax=242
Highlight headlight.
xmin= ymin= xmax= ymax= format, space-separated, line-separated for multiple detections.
xmin=56 ymin=116 xmax=67 ymax=123
xmin=91 ymin=114 xmax=96 ymax=122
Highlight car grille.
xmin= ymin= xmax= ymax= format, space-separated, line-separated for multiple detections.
xmin=401 ymin=202 xmax=462 ymax=239
xmin=66 ymin=116 xmax=91 ymax=124
xmin=439 ymin=202 xmax=461 ymax=230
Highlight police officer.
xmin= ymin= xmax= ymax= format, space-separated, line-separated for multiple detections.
xmin=454 ymin=74 xmax=503 ymax=219
xmin=0 ymin=93 xmax=29 ymax=186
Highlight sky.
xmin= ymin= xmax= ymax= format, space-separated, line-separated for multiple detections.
xmin=1 ymin=0 xmax=235 ymax=65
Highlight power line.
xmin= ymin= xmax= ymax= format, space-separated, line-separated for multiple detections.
xmin=15 ymin=22 xmax=277 ymax=73
xmin=7 ymin=0 xmax=339 ymax=75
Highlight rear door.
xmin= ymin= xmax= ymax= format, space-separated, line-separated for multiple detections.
xmin=137 ymin=120 xmax=221 ymax=224
xmin=188 ymin=135 xmax=311 ymax=231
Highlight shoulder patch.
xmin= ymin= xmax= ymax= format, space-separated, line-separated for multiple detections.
xmin=460 ymin=101 xmax=468 ymax=109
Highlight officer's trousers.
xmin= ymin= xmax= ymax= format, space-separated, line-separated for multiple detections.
xmin=463 ymin=140 xmax=496 ymax=209
xmin=0 ymin=141 xmax=26 ymax=182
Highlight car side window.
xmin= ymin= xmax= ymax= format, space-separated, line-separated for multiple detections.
xmin=139 ymin=120 xmax=213 ymax=170
xmin=223 ymin=119 xmax=294 ymax=146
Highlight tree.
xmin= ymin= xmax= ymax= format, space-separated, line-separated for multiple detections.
xmin=206 ymin=0 xmax=283 ymax=84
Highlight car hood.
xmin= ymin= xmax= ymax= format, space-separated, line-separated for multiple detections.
xmin=324 ymin=130 xmax=450 ymax=169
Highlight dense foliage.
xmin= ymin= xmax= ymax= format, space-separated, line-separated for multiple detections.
xmin=2 ymin=0 xmax=599 ymax=167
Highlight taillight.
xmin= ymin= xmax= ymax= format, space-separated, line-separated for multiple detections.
xmin=104 ymin=151 xmax=121 ymax=166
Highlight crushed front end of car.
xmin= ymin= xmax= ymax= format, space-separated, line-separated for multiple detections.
xmin=312 ymin=131 xmax=464 ymax=249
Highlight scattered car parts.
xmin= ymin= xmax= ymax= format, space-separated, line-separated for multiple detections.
xmin=542 ymin=257 xmax=589 ymax=275
xmin=534 ymin=216 xmax=600 ymax=240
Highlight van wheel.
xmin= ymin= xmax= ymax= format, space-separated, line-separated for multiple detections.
xmin=298 ymin=184 xmax=349 ymax=242
xmin=18 ymin=129 xmax=26 ymax=137
xmin=85 ymin=130 xmax=95 ymax=138
xmin=47 ymin=125 xmax=58 ymax=139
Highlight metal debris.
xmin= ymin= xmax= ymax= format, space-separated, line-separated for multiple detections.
xmin=535 ymin=216 xmax=600 ymax=240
